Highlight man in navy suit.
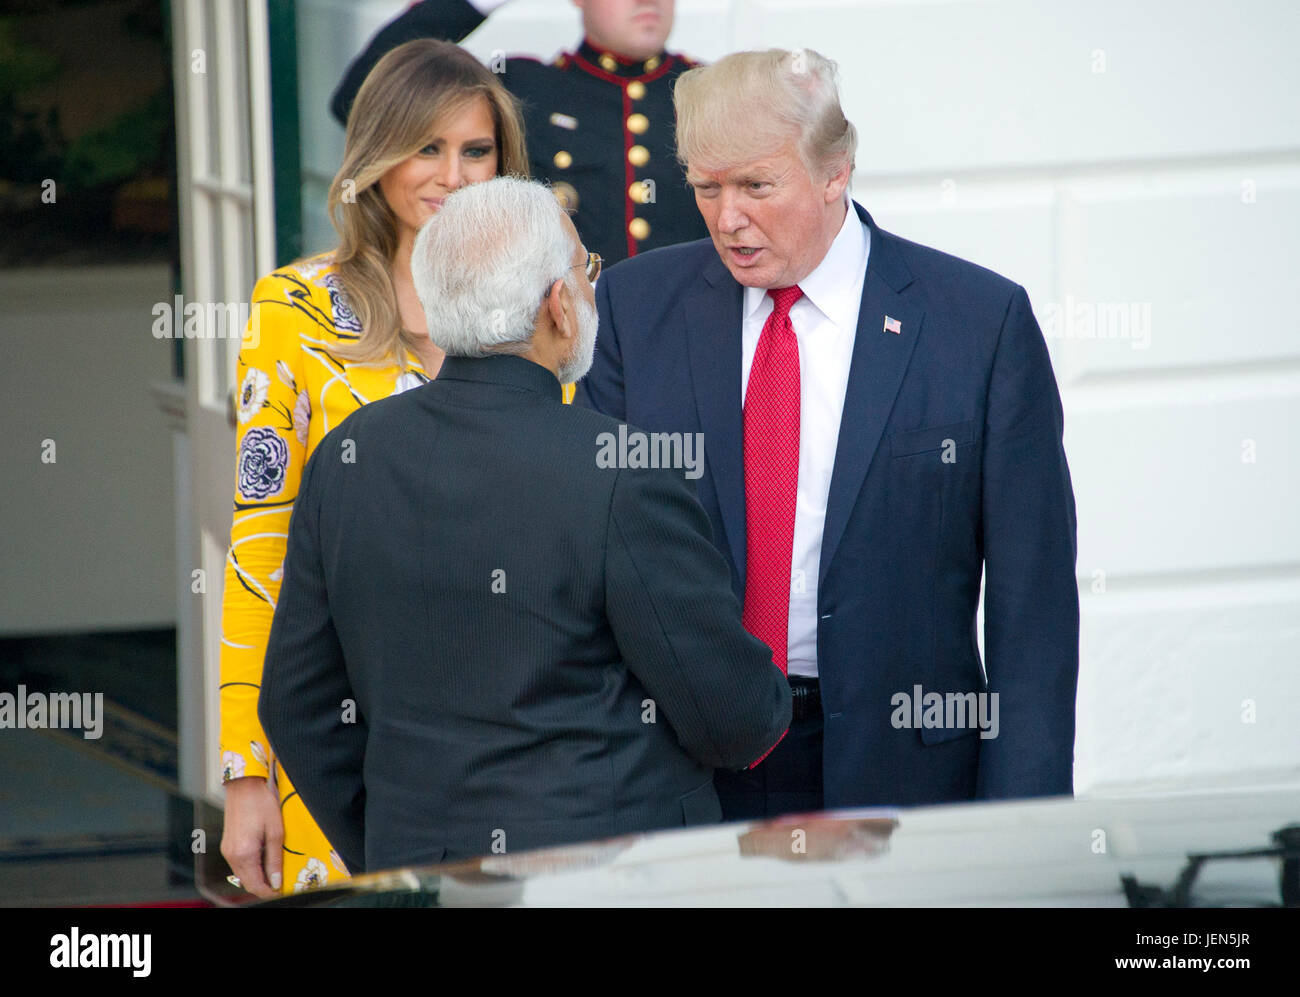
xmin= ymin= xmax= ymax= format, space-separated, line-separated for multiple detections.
xmin=576 ymin=49 xmax=1079 ymax=818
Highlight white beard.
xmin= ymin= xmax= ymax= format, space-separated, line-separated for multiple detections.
xmin=558 ymin=285 xmax=599 ymax=385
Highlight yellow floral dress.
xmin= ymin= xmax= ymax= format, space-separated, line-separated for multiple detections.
xmin=219 ymin=253 xmax=577 ymax=895
xmin=219 ymin=253 xmax=426 ymax=894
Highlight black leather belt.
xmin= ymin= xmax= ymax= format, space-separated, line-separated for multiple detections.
xmin=788 ymin=676 xmax=821 ymax=723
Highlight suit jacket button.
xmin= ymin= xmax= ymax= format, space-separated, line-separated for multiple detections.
xmin=553 ymin=150 xmax=573 ymax=170
xmin=629 ymin=217 xmax=650 ymax=240
xmin=627 ymin=80 xmax=646 ymax=100
xmin=627 ymin=144 xmax=650 ymax=167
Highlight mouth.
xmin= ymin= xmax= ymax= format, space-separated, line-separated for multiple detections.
xmin=421 ymin=197 xmax=446 ymax=211
xmin=726 ymin=246 xmax=763 ymax=265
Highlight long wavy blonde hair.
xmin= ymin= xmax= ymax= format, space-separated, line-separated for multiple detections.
xmin=327 ymin=39 xmax=529 ymax=367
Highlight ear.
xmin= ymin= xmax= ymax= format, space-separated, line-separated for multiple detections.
xmin=544 ymin=276 xmax=574 ymax=341
xmin=824 ymin=157 xmax=852 ymax=204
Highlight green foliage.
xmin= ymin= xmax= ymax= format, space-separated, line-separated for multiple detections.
xmin=0 ymin=19 xmax=60 ymax=95
xmin=0 ymin=92 xmax=64 ymax=181
xmin=0 ymin=19 xmax=65 ymax=181
xmin=0 ymin=14 xmax=167 ymax=190
xmin=62 ymin=89 xmax=168 ymax=191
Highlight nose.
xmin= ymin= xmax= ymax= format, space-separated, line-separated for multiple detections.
xmin=715 ymin=188 xmax=748 ymax=234
xmin=437 ymin=155 xmax=463 ymax=191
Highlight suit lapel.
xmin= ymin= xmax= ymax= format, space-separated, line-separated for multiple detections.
xmin=819 ymin=204 xmax=924 ymax=587
xmin=684 ymin=205 xmax=923 ymax=593
xmin=685 ymin=255 xmax=747 ymax=587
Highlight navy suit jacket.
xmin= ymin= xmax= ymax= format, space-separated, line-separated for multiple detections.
xmin=576 ymin=201 xmax=1079 ymax=807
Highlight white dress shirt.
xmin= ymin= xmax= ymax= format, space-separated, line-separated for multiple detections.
xmin=741 ymin=203 xmax=870 ymax=678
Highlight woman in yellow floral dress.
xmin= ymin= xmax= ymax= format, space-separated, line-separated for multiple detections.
xmin=218 ymin=39 xmax=555 ymax=897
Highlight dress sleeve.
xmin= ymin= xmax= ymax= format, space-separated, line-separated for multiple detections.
xmin=218 ymin=269 xmax=315 ymax=784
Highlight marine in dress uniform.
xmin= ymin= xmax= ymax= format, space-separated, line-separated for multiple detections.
xmin=330 ymin=0 xmax=708 ymax=265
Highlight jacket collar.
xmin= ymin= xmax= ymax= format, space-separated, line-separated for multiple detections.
xmin=572 ymin=39 xmax=672 ymax=81
xmin=436 ymin=354 xmax=562 ymax=402
xmin=688 ymin=200 xmax=923 ymax=592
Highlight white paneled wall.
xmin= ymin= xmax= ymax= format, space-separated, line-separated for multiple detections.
xmin=294 ymin=0 xmax=1300 ymax=794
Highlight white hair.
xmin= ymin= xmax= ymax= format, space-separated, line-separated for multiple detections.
xmin=411 ymin=176 xmax=574 ymax=357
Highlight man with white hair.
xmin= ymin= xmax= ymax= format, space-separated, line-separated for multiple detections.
xmin=259 ymin=176 xmax=790 ymax=875
xmin=578 ymin=50 xmax=1079 ymax=819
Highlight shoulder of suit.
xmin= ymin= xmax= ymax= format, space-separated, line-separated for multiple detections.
xmin=555 ymin=398 xmax=630 ymax=437
xmin=537 ymin=49 xmax=699 ymax=78
xmin=878 ymin=226 xmax=1020 ymax=299
xmin=603 ymin=237 xmax=717 ymax=288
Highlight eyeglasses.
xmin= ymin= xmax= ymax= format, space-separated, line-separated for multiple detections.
xmin=542 ymin=254 xmax=603 ymax=304
xmin=571 ymin=252 xmax=602 ymax=284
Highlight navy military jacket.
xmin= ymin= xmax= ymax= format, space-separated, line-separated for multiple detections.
xmin=331 ymin=0 xmax=709 ymax=264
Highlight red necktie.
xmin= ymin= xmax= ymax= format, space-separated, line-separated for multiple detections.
xmin=743 ymin=285 xmax=803 ymax=675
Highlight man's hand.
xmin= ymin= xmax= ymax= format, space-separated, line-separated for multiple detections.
xmin=220 ymin=776 xmax=284 ymax=897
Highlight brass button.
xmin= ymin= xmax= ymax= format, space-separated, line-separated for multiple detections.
xmin=629 ymin=217 xmax=650 ymax=240
xmin=626 ymin=80 xmax=645 ymax=100
xmin=644 ymin=56 xmax=661 ymax=72
xmin=626 ymin=113 xmax=649 ymax=135
xmin=599 ymin=54 xmax=617 ymax=72
xmin=628 ymin=180 xmax=649 ymax=204
xmin=553 ymin=150 xmax=572 ymax=169
xmin=627 ymin=144 xmax=649 ymax=167
xmin=552 ymin=181 xmax=579 ymax=212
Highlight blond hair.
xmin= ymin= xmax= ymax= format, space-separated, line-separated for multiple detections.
xmin=674 ymin=48 xmax=856 ymax=181
xmin=326 ymin=39 xmax=529 ymax=367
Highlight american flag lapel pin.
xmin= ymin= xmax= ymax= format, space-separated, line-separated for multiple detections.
xmin=883 ymin=315 xmax=902 ymax=335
